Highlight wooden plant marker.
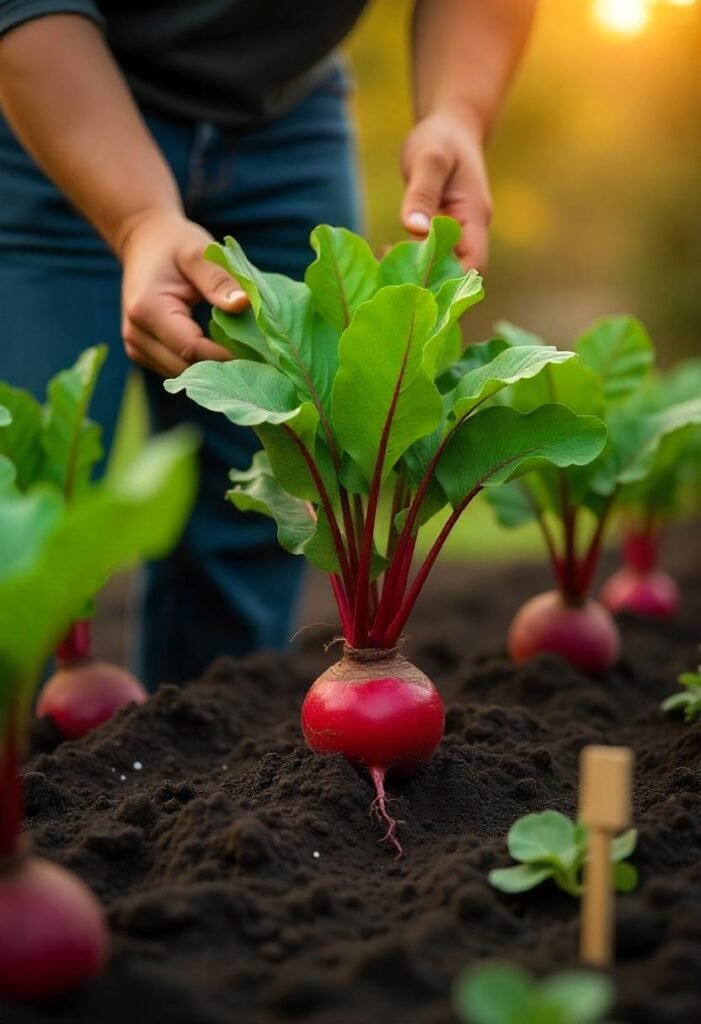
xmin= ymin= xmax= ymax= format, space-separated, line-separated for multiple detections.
xmin=578 ymin=745 xmax=634 ymax=967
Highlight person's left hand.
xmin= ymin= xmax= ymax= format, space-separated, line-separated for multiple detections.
xmin=400 ymin=109 xmax=492 ymax=273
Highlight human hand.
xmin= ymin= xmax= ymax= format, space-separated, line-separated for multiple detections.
xmin=119 ymin=210 xmax=249 ymax=377
xmin=400 ymin=110 xmax=492 ymax=273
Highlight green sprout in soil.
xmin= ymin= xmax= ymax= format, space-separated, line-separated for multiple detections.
xmin=488 ymin=809 xmax=638 ymax=897
xmin=661 ymin=667 xmax=701 ymax=723
xmin=165 ymin=216 xmax=608 ymax=854
xmin=453 ymin=962 xmax=615 ymax=1024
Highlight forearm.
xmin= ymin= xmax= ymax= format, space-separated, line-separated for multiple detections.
xmin=0 ymin=14 xmax=181 ymax=255
xmin=411 ymin=0 xmax=536 ymax=139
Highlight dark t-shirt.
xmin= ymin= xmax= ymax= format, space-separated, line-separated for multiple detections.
xmin=0 ymin=0 xmax=370 ymax=126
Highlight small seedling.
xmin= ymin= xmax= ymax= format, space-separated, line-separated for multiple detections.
xmin=453 ymin=963 xmax=615 ymax=1024
xmin=661 ymin=668 xmax=701 ymax=723
xmin=488 ymin=810 xmax=638 ymax=897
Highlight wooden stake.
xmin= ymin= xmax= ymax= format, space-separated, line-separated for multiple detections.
xmin=579 ymin=745 xmax=633 ymax=967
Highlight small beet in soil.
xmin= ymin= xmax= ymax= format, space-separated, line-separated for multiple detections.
xmin=0 ymin=725 xmax=108 ymax=1002
xmin=0 ymin=856 xmax=109 ymax=1003
xmin=601 ymin=530 xmax=680 ymax=619
xmin=36 ymin=621 xmax=147 ymax=740
xmin=508 ymin=590 xmax=621 ymax=674
xmin=600 ymin=566 xmax=680 ymax=619
xmin=301 ymin=647 xmax=445 ymax=856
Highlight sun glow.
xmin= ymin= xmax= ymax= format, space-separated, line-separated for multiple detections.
xmin=594 ymin=0 xmax=651 ymax=35
xmin=594 ymin=0 xmax=699 ymax=35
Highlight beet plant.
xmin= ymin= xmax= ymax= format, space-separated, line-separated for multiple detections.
xmin=0 ymin=429 xmax=196 ymax=1002
xmin=489 ymin=317 xmax=701 ymax=673
xmin=0 ymin=347 xmax=147 ymax=736
xmin=599 ymin=358 xmax=701 ymax=619
xmin=166 ymin=217 xmax=607 ymax=853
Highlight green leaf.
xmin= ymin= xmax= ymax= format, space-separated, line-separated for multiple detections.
xmin=438 ymin=338 xmax=511 ymax=393
xmin=575 ymin=315 xmax=654 ymax=400
xmin=452 ymin=346 xmax=576 ymax=418
xmin=164 ymin=359 xmax=307 ymax=427
xmin=494 ymin=320 xmax=546 ymax=348
xmin=488 ymin=864 xmax=554 ymax=894
xmin=0 ymin=487 xmax=63 ymax=581
xmin=256 ymin=412 xmax=335 ymax=504
xmin=0 ymin=383 xmax=44 ymax=490
xmin=206 ymin=238 xmax=338 ymax=426
xmin=613 ymin=861 xmax=639 ymax=894
xmin=305 ymin=224 xmax=379 ymax=331
xmin=611 ymin=827 xmax=637 ymax=862
xmin=40 ymin=345 xmax=107 ymax=497
xmin=0 ymin=457 xmax=15 ymax=491
xmin=660 ymin=692 xmax=695 ymax=714
xmin=210 ymin=307 xmax=273 ymax=362
xmin=508 ymin=359 xmax=606 ymax=419
xmin=227 ymin=450 xmax=315 ymax=555
xmin=423 ymin=271 xmax=485 ymax=378
xmin=332 ymin=284 xmax=443 ymax=482
xmin=379 ymin=216 xmax=464 ymax=290
xmin=506 ymin=810 xmax=579 ymax=865
xmin=436 ymin=406 xmax=608 ymax=509
xmin=454 ymin=964 xmax=535 ymax=1024
xmin=485 ymin=482 xmax=537 ymax=529
xmin=0 ymin=404 xmax=10 ymax=426
xmin=0 ymin=428 xmax=197 ymax=693
xmin=539 ymin=971 xmax=615 ymax=1024
xmin=593 ymin=398 xmax=701 ymax=494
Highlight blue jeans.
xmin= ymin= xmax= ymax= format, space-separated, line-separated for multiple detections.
xmin=0 ymin=70 xmax=360 ymax=687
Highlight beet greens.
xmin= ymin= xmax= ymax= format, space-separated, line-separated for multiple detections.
xmin=488 ymin=318 xmax=701 ymax=634
xmin=166 ymin=218 xmax=607 ymax=648
xmin=0 ymin=429 xmax=196 ymax=999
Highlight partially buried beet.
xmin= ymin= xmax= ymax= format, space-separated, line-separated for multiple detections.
xmin=0 ymin=714 xmax=108 ymax=1002
xmin=37 ymin=620 xmax=147 ymax=740
xmin=166 ymin=217 xmax=607 ymax=852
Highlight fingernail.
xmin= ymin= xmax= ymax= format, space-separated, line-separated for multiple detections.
xmin=407 ymin=211 xmax=431 ymax=233
xmin=226 ymin=288 xmax=246 ymax=303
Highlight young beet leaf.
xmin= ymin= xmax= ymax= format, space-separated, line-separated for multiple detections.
xmin=453 ymin=963 xmax=615 ymax=1024
xmin=661 ymin=667 xmax=701 ymax=723
xmin=0 ymin=348 xmax=151 ymax=736
xmin=166 ymin=219 xmax=606 ymax=855
xmin=600 ymin=358 xmax=701 ymax=619
xmin=0 ymin=429 xmax=196 ymax=1002
xmin=489 ymin=809 xmax=638 ymax=897
xmin=488 ymin=316 xmax=701 ymax=673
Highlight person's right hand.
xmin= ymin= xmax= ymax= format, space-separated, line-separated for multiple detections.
xmin=118 ymin=209 xmax=250 ymax=378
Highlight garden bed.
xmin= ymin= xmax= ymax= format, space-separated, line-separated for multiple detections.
xmin=6 ymin=524 xmax=701 ymax=1024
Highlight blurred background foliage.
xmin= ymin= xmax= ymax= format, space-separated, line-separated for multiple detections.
xmin=345 ymin=0 xmax=701 ymax=361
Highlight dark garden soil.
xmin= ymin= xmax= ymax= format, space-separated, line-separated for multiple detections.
xmin=6 ymin=524 xmax=701 ymax=1024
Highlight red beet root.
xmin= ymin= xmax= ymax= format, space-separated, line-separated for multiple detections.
xmin=600 ymin=566 xmax=680 ymax=619
xmin=0 ymin=856 xmax=108 ymax=1003
xmin=37 ymin=661 xmax=147 ymax=740
xmin=508 ymin=590 xmax=621 ymax=674
xmin=301 ymin=648 xmax=445 ymax=855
